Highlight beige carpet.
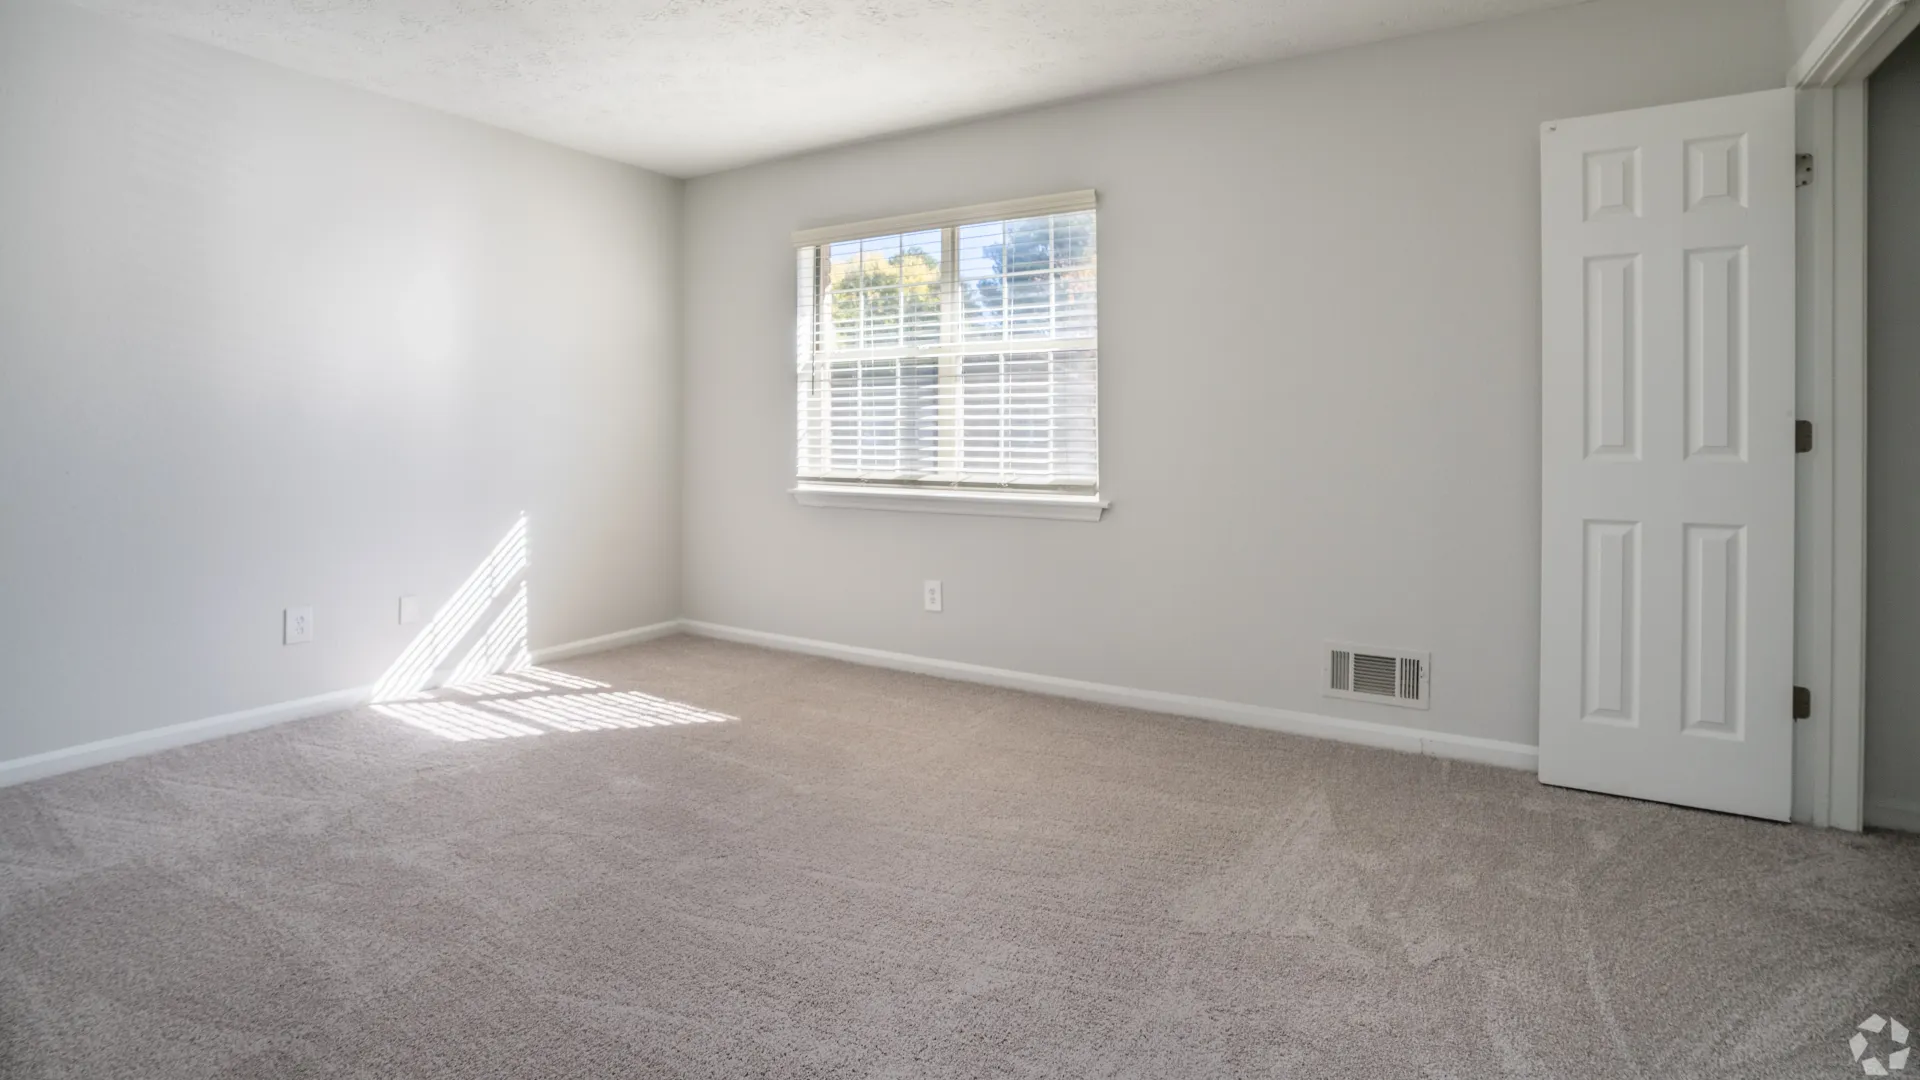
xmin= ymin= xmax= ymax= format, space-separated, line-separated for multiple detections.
xmin=3 ymin=635 xmax=1917 ymax=1078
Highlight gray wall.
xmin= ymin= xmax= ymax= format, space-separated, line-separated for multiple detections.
xmin=1789 ymin=0 xmax=1849 ymax=66
xmin=681 ymin=0 xmax=1788 ymax=751
xmin=1866 ymin=29 xmax=1920 ymax=826
xmin=0 ymin=0 xmax=683 ymax=762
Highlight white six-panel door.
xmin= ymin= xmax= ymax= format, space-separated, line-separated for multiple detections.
xmin=1539 ymin=89 xmax=1796 ymax=821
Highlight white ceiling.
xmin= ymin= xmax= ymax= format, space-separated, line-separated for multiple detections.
xmin=72 ymin=0 xmax=1589 ymax=177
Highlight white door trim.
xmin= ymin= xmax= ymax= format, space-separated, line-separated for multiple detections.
xmin=1791 ymin=0 xmax=1915 ymax=829
xmin=1793 ymin=0 xmax=1917 ymax=87
xmin=1828 ymin=82 xmax=1870 ymax=831
xmin=1795 ymin=86 xmax=1837 ymax=827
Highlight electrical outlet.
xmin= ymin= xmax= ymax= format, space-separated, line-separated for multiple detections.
xmin=398 ymin=595 xmax=421 ymax=625
xmin=923 ymin=580 xmax=942 ymax=612
xmin=284 ymin=607 xmax=314 ymax=645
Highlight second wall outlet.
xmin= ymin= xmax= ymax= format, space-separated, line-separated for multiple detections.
xmin=399 ymin=595 xmax=422 ymax=625
xmin=923 ymin=580 xmax=942 ymax=612
xmin=284 ymin=607 xmax=314 ymax=645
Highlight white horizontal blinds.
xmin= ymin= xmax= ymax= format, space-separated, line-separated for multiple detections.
xmin=956 ymin=213 xmax=1096 ymax=488
xmin=796 ymin=196 xmax=1098 ymax=493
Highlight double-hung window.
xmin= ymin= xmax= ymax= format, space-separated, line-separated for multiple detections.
xmin=792 ymin=191 xmax=1102 ymax=519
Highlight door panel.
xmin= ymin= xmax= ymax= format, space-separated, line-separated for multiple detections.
xmin=1539 ymin=88 xmax=1796 ymax=821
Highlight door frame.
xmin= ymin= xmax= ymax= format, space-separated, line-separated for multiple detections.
xmin=1793 ymin=0 xmax=1919 ymax=830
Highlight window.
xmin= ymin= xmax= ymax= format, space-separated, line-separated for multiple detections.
xmin=793 ymin=191 xmax=1102 ymax=518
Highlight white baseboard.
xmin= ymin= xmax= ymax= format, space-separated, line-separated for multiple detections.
xmin=680 ymin=620 xmax=1539 ymax=771
xmin=1865 ymin=798 xmax=1920 ymax=834
xmin=0 ymin=685 xmax=371 ymax=790
xmin=531 ymin=619 xmax=683 ymax=664
xmin=0 ymin=616 xmax=1539 ymax=790
xmin=0 ymin=619 xmax=675 ymax=790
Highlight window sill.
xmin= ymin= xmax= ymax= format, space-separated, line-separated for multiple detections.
xmin=790 ymin=484 xmax=1108 ymax=521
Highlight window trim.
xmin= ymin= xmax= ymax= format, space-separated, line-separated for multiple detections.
xmin=791 ymin=190 xmax=1097 ymax=248
xmin=790 ymin=483 xmax=1108 ymax=521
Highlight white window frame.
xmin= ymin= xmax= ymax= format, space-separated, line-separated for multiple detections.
xmin=789 ymin=191 xmax=1108 ymax=522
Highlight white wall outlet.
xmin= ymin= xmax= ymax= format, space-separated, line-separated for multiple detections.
xmin=398 ymin=595 xmax=421 ymax=625
xmin=284 ymin=606 xmax=314 ymax=645
xmin=923 ymin=579 xmax=943 ymax=612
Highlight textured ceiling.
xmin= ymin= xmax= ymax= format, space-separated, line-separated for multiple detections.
xmin=71 ymin=0 xmax=1590 ymax=176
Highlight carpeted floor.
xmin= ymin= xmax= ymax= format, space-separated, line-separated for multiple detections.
xmin=3 ymin=635 xmax=1918 ymax=1078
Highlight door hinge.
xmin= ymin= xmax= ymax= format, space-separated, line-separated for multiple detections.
xmin=1796 ymin=419 xmax=1813 ymax=453
xmin=1797 ymin=152 xmax=1814 ymax=188
xmin=1793 ymin=686 xmax=1811 ymax=720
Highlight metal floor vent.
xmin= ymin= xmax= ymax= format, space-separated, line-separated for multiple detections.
xmin=1325 ymin=643 xmax=1430 ymax=710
